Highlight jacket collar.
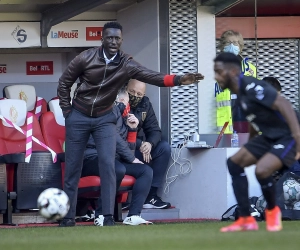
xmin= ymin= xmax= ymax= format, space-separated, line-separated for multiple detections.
xmin=98 ymin=46 xmax=121 ymax=64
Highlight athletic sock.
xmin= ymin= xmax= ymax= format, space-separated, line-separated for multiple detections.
xmin=257 ymin=176 xmax=276 ymax=210
xmin=227 ymin=158 xmax=250 ymax=217
xmin=232 ymin=174 xmax=250 ymax=216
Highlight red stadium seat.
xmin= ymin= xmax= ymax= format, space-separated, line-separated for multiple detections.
xmin=0 ymin=99 xmax=62 ymax=225
xmin=3 ymin=85 xmax=47 ymax=120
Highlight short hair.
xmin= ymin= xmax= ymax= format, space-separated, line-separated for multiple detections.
xmin=214 ymin=52 xmax=241 ymax=69
xmin=219 ymin=30 xmax=244 ymax=52
xmin=262 ymin=76 xmax=282 ymax=91
xmin=103 ymin=21 xmax=123 ymax=33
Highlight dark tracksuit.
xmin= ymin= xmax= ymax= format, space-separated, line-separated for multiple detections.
xmin=131 ymin=96 xmax=171 ymax=188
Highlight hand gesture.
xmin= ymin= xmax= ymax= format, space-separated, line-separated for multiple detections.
xmin=180 ymin=73 xmax=204 ymax=85
xmin=140 ymin=142 xmax=152 ymax=163
xmin=132 ymin=158 xmax=144 ymax=164
xmin=126 ymin=114 xmax=139 ymax=128
xmin=140 ymin=141 xmax=152 ymax=154
xmin=143 ymin=153 xmax=152 ymax=163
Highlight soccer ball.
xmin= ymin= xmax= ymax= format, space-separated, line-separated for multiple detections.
xmin=37 ymin=188 xmax=70 ymax=220
xmin=283 ymin=178 xmax=300 ymax=207
xmin=293 ymin=201 xmax=300 ymax=210
xmin=256 ymin=195 xmax=267 ymax=213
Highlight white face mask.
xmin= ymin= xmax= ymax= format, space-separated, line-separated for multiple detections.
xmin=223 ymin=43 xmax=240 ymax=55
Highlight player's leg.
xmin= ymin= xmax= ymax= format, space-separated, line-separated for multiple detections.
xmin=221 ymin=135 xmax=269 ymax=232
xmin=230 ymin=148 xmax=258 ymax=215
xmin=256 ymin=135 xmax=296 ymax=231
xmin=255 ymin=153 xmax=283 ymax=232
xmin=255 ymin=153 xmax=282 ymax=211
xmin=221 ymin=147 xmax=258 ymax=232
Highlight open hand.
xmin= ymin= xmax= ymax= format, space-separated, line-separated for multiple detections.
xmin=180 ymin=73 xmax=204 ymax=85
xmin=143 ymin=153 xmax=152 ymax=163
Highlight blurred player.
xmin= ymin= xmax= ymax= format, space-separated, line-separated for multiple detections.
xmin=214 ymin=52 xmax=300 ymax=232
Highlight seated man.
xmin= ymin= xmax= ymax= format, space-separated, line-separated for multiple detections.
xmin=81 ymin=88 xmax=153 ymax=226
xmin=126 ymin=79 xmax=171 ymax=209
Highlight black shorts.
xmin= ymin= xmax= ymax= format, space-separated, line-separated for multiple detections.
xmin=244 ymin=134 xmax=296 ymax=168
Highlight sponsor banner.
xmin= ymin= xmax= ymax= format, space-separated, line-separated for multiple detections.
xmin=47 ymin=21 xmax=107 ymax=47
xmin=26 ymin=61 xmax=54 ymax=75
xmin=86 ymin=27 xmax=103 ymax=41
xmin=0 ymin=22 xmax=40 ymax=48
xmin=0 ymin=54 xmax=62 ymax=83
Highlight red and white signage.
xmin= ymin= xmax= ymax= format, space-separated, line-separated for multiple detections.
xmin=0 ymin=64 xmax=7 ymax=74
xmin=86 ymin=27 xmax=103 ymax=41
xmin=0 ymin=22 xmax=41 ymax=48
xmin=50 ymin=30 xmax=79 ymax=39
xmin=47 ymin=21 xmax=107 ymax=47
xmin=1 ymin=54 xmax=62 ymax=83
xmin=26 ymin=61 xmax=54 ymax=75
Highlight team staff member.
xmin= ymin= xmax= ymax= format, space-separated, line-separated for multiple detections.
xmin=215 ymin=30 xmax=257 ymax=134
xmin=126 ymin=79 xmax=171 ymax=209
xmin=214 ymin=53 xmax=300 ymax=232
xmin=57 ymin=21 xmax=204 ymax=227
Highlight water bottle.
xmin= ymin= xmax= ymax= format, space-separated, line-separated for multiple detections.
xmin=231 ymin=131 xmax=239 ymax=147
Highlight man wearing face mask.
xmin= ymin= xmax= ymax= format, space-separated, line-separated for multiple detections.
xmin=126 ymin=79 xmax=171 ymax=209
xmin=215 ymin=30 xmax=257 ymax=134
xmin=79 ymin=88 xmax=154 ymax=226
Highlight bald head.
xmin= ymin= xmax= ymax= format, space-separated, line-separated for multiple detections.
xmin=127 ymin=79 xmax=146 ymax=98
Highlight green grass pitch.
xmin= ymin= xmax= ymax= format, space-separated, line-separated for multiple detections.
xmin=1 ymin=221 xmax=300 ymax=250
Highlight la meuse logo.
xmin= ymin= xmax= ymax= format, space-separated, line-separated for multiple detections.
xmin=51 ymin=30 xmax=78 ymax=39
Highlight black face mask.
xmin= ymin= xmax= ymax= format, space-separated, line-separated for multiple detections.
xmin=128 ymin=92 xmax=143 ymax=108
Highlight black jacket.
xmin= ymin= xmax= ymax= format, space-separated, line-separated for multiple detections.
xmin=84 ymin=105 xmax=136 ymax=163
xmin=130 ymin=96 xmax=161 ymax=149
xmin=58 ymin=46 xmax=181 ymax=118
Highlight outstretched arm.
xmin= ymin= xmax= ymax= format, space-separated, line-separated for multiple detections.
xmin=180 ymin=73 xmax=204 ymax=85
xmin=126 ymin=59 xmax=204 ymax=87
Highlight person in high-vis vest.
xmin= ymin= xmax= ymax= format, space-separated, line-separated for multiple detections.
xmin=215 ymin=30 xmax=257 ymax=134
